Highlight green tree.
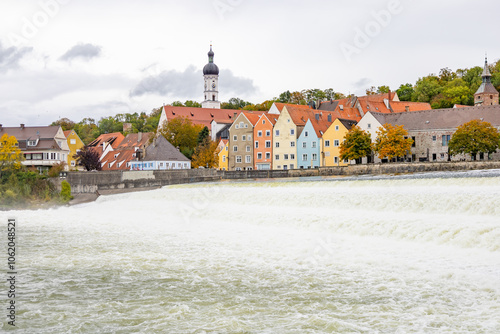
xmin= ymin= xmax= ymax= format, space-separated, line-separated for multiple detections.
xmin=449 ymin=119 xmax=500 ymax=160
xmin=413 ymin=75 xmax=442 ymax=103
xmin=396 ymin=83 xmax=414 ymax=101
xmin=278 ymin=90 xmax=292 ymax=103
xmin=60 ymin=180 xmax=73 ymax=202
xmin=0 ymin=134 xmax=24 ymax=176
xmin=339 ymin=126 xmax=372 ymax=164
xmin=157 ymin=117 xmax=203 ymax=159
xmin=50 ymin=118 xmax=75 ymax=131
xmin=374 ymin=124 xmax=413 ymax=161
xmin=197 ymin=126 xmax=209 ymax=144
xmin=73 ymin=118 xmax=100 ymax=144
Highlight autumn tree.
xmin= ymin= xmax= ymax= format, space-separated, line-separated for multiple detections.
xmin=374 ymin=124 xmax=413 ymax=161
xmin=448 ymin=119 xmax=500 ymax=160
xmin=50 ymin=118 xmax=75 ymax=131
xmin=191 ymin=138 xmax=219 ymax=168
xmin=0 ymin=134 xmax=24 ymax=176
xmin=339 ymin=126 xmax=372 ymax=164
xmin=73 ymin=146 xmax=102 ymax=171
xmin=157 ymin=117 xmax=203 ymax=159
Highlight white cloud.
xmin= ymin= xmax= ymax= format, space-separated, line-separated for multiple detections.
xmin=59 ymin=43 xmax=102 ymax=62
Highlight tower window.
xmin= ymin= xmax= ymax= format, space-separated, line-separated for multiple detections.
xmin=212 ymin=95 xmax=215 ymax=101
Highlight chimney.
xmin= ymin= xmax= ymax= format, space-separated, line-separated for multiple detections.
xmin=138 ymin=132 xmax=142 ymax=142
xmin=233 ymin=112 xmax=237 ymax=119
xmin=387 ymin=89 xmax=393 ymax=112
xmin=20 ymin=124 xmax=25 ymax=129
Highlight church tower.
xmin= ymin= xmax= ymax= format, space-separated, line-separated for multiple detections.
xmin=202 ymin=45 xmax=221 ymax=109
xmin=474 ymin=56 xmax=499 ymax=106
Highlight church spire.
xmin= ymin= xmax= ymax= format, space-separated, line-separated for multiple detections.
xmin=482 ymin=55 xmax=492 ymax=80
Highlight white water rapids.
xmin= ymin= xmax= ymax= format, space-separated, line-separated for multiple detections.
xmin=3 ymin=170 xmax=500 ymax=333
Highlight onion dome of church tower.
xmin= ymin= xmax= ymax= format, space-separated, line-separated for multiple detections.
xmin=203 ymin=45 xmax=219 ymax=75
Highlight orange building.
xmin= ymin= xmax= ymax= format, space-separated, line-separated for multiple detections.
xmin=253 ymin=113 xmax=277 ymax=170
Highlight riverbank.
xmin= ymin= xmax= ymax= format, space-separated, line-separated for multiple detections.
xmin=62 ymin=160 xmax=500 ymax=206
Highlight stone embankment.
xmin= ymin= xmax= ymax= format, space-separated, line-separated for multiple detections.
xmin=54 ymin=160 xmax=500 ymax=204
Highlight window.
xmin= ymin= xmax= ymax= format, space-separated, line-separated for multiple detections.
xmin=312 ymin=142 xmax=317 ymax=148
xmin=328 ymin=114 xmax=332 ymax=122
xmin=441 ymin=153 xmax=445 ymax=159
xmin=284 ymin=154 xmax=289 ymax=160
xmin=432 ymin=135 xmax=436 ymax=142
xmin=275 ymin=155 xmax=280 ymax=160
xmin=246 ymin=146 xmax=251 ymax=152
xmin=442 ymin=135 xmax=451 ymax=146
xmin=266 ymin=130 xmax=271 ymax=136
xmin=233 ymin=135 xmax=237 ymax=141
xmin=255 ymin=141 xmax=259 ymax=148
xmin=290 ymin=129 xmax=295 ymax=135
xmin=305 ymin=131 xmax=309 ymax=137
xmin=265 ymin=141 xmax=271 ymax=148
xmin=233 ymin=146 xmax=238 ymax=152
xmin=344 ymin=158 xmax=348 ymax=163
xmin=302 ymin=154 xmax=308 ymax=161
xmin=367 ymin=123 xmax=371 ymax=129
xmin=263 ymin=120 xmax=266 ymax=124
xmin=335 ymin=125 xmax=339 ymax=131
xmin=276 ymin=142 xmax=280 ymax=148
xmin=222 ymin=156 xmax=226 ymax=162
xmin=291 ymin=141 xmax=295 ymax=147
xmin=245 ymin=155 xmax=251 ymax=163
xmin=334 ymin=157 xmax=338 ymax=164
xmin=258 ymin=131 xmax=262 ymax=137
xmin=27 ymin=140 xmax=36 ymax=146
xmin=70 ymin=139 xmax=76 ymax=145
xmin=257 ymin=153 xmax=262 ymax=159
xmin=290 ymin=154 xmax=295 ymax=160
xmin=275 ymin=130 xmax=280 ymax=136
xmin=265 ymin=152 xmax=270 ymax=159
xmin=240 ymin=122 xmax=244 ymax=128
xmin=236 ymin=125 xmax=239 ymax=129
xmin=325 ymin=140 xmax=330 ymax=147
xmin=302 ymin=142 xmax=307 ymax=148
xmin=51 ymin=152 xmax=57 ymax=160
xmin=236 ymin=156 xmax=242 ymax=163
xmin=71 ymin=161 xmax=75 ymax=166
xmin=411 ymin=136 xmax=416 ymax=148
xmin=312 ymin=153 xmax=318 ymax=161
xmin=235 ymin=167 xmax=242 ymax=171
xmin=245 ymin=124 xmax=248 ymax=128
xmin=225 ymin=146 xmax=228 ymax=151
xmin=334 ymin=140 xmax=339 ymax=147
xmin=283 ymin=165 xmax=288 ymax=170
xmin=290 ymin=164 xmax=294 ymax=169
xmin=242 ymin=135 xmax=246 ymax=141
xmin=248 ymin=134 xmax=251 ymax=140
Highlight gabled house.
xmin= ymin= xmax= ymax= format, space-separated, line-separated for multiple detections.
xmin=322 ymin=118 xmax=358 ymax=166
xmin=228 ymin=112 xmax=261 ymax=171
xmin=296 ymin=119 xmax=321 ymax=169
xmin=0 ymin=124 xmax=70 ymax=172
xmin=63 ymin=130 xmax=85 ymax=169
xmin=253 ymin=113 xmax=277 ymax=170
xmin=87 ymin=132 xmax=125 ymax=159
xmin=272 ymin=106 xmax=300 ymax=170
xmin=217 ymin=139 xmax=228 ymax=170
xmin=268 ymin=102 xmax=311 ymax=115
xmin=100 ymin=132 xmax=152 ymax=171
xmin=130 ymin=135 xmax=191 ymax=170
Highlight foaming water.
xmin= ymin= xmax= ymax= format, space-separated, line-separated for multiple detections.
xmin=4 ymin=170 xmax=500 ymax=333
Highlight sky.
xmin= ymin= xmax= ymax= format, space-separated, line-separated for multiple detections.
xmin=1 ymin=0 xmax=499 ymax=126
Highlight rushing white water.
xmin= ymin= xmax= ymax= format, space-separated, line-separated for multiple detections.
xmin=3 ymin=170 xmax=500 ymax=333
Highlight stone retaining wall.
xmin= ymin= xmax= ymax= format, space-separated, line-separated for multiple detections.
xmin=64 ymin=161 xmax=500 ymax=194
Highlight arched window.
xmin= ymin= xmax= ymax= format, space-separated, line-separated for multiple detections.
xmin=212 ymin=95 xmax=215 ymax=101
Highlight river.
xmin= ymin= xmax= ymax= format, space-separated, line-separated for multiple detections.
xmin=3 ymin=170 xmax=500 ymax=333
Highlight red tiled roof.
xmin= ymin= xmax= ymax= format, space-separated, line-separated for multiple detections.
xmin=88 ymin=132 xmax=125 ymax=149
xmin=274 ymin=103 xmax=311 ymax=112
xmin=240 ymin=112 xmax=262 ymax=126
xmin=63 ymin=130 xmax=72 ymax=137
xmin=116 ymin=133 xmax=152 ymax=150
xmin=391 ymin=101 xmax=432 ymax=113
xmin=100 ymin=149 xmax=137 ymax=171
xmin=162 ymin=106 xmax=265 ymax=128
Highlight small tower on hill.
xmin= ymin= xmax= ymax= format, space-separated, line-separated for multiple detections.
xmin=474 ymin=56 xmax=499 ymax=106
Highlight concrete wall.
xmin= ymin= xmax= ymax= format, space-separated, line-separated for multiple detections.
xmin=65 ymin=161 xmax=500 ymax=194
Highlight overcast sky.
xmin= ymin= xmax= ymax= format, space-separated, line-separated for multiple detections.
xmin=1 ymin=0 xmax=499 ymax=126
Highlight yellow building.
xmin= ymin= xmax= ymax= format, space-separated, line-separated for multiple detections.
xmin=217 ymin=139 xmax=228 ymax=170
xmin=64 ymin=130 xmax=85 ymax=169
xmin=272 ymin=106 xmax=304 ymax=170
xmin=322 ymin=118 xmax=357 ymax=166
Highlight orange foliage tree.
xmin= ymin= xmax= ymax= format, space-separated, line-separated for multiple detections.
xmin=374 ymin=124 xmax=413 ymax=161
